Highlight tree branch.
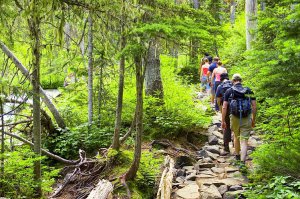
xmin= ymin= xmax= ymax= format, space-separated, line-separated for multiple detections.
xmin=4 ymin=131 xmax=78 ymax=165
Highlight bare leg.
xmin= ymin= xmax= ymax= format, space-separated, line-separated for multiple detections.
xmin=240 ymin=140 xmax=248 ymax=162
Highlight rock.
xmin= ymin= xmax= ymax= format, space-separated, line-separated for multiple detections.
xmin=203 ymin=157 xmax=213 ymax=163
xmin=176 ymin=169 xmax=186 ymax=177
xmin=197 ymin=174 xmax=216 ymax=178
xmin=203 ymin=145 xmax=220 ymax=155
xmin=175 ymin=156 xmax=195 ymax=169
xmin=197 ymin=177 xmax=244 ymax=187
xmin=207 ymin=150 xmax=219 ymax=160
xmin=223 ymin=190 xmax=244 ymax=199
xmin=183 ymin=166 xmax=195 ymax=172
xmin=229 ymin=185 xmax=243 ymax=191
xmin=218 ymin=185 xmax=228 ymax=195
xmin=197 ymin=150 xmax=209 ymax=158
xmin=176 ymin=176 xmax=185 ymax=183
xmin=216 ymin=163 xmax=230 ymax=168
xmin=194 ymin=162 xmax=215 ymax=170
xmin=186 ymin=170 xmax=197 ymax=175
xmin=211 ymin=167 xmax=225 ymax=174
xmin=224 ymin=167 xmax=239 ymax=173
xmin=218 ymin=139 xmax=224 ymax=145
xmin=199 ymin=184 xmax=222 ymax=199
xmin=208 ymin=135 xmax=219 ymax=145
xmin=213 ymin=131 xmax=224 ymax=139
xmin=217 ymin=157 xmax=226 ymax=163
xmin=247 ymin=150 xmax=253 ymax=155
xmin=208 ymin=125 xmax=218 ymax=134
xmin=175 ymin=183 xmax=200 ymax=199
xmin=185 ymin=174 xmax=197 ymax=181
xmin=198 ymin=169 xmax=215 ymax=176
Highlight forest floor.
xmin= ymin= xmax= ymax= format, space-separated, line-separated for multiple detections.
xmin=170 ymin=92 xmax=262 ymax=199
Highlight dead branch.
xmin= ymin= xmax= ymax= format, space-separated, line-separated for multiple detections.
xmin=86 ymin=179 xmax=113 ymax=199
xmin=156 ymin=156 xmax=174 ymax=199
xmin=4 ymin=131 xmax=78 ymax=165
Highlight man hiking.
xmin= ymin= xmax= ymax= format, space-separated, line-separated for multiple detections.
xmin=199 ymin=58 xmax=210 ymax=92
xmin=221 ymin=74 xmax=256 ymax=164
xmin=207 ymin=57 xmax=219 ymax=107
xmin=216 ymin=73 xmax=232 ymax=154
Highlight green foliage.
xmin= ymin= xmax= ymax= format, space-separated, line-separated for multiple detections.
xmin=244 ymin=176 xmax=300 ymax=199
xmin=0 ymin=146 xmax=59 ymax=198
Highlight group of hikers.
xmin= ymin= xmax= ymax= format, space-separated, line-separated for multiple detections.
xmin=199 ymin=53 xmax=257 ymax=167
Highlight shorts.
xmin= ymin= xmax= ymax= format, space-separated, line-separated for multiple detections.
xmin=230 ymin=115 xmax=252 ymax=140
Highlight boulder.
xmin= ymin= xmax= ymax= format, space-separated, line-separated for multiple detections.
xmin=224 ymin=167 xmax=239 ymax=173
xmin=198 ymin=169 xmax=215 ymax=176
xmin=197 ymin=177 xmax=244 ymax=187
xmin=212 ymin=131 xmax=223 ymax=139
xmin=218 ymin=185 xmax=228 ymax=195
xmin=183 ymin=166 xmax=195 ymax=172
xmin=202 ymin=157 xmax=213 ymax=163
xmin=211 ymin=167 xmax=225 ymax=174
xmin=203 ymin=145 xmax=220 ymax=155
xmin=206 ymin=151 xmax=219 ymax=160
xmin=223 ymin=190 xmax=244 ymax=199
xmin=229 ymin=185 xmax=243 ymax=191
xmin=175 ymin=183 xmax=200 ymax=199
xmin=175 ymin=156 xmax=195 ymax=169
xmin=199 ymin=184 xmax=222 ymax=199
xmin=208 ymin=135 xmax=219 ymax=145
xmin=185 ymin=174 xmax=197 ymax=181
xmin=208 ymin=125 xmax=218 ymax=134
xmin=197 ymin=150 xmax=209 ymax=158
xmin=194 ymin=162 xmax=215 ymax=170
xmin=176 ymin=176 xmax=185 ymax=183
xmin=176 ymin=169 xmax=186 ymax=177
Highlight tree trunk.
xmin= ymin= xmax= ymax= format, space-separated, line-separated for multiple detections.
xmin=0 ymin=97 xmax=4 ymax=197
xmin=112 ymin=1 xmax=126 ymax=150
xmin=260 ymin=1 xmax=266 ymax=11
xmin=86 ymin=180 xmax=113 ymax=199
xmin=245 ymin=0 xmax=257 ymax=50
xmin=28 ymin=3 xmax=42 ymax=195
xmin=193 ymin=0 xmax=199 ymax=9
xmin=97 ymin=62 xmax=104 ymax=127
xmin=0 ymin=41 xmax=66 ymax=129
xmin=125 ymin=55 xmax=144 ymax=180
xmin=145 ymin=39 xmax=163 ymax=99
xmin=230 ymin=0 xmax=236 ymax=25
xmin=88 ymin=13 xmax=94 ymax=126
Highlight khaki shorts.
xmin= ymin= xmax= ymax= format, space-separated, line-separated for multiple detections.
xmin=230 ymin=115 xmax=252 ymax=140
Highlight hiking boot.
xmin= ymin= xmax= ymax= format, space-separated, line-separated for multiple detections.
xmin=224 ymin=145 xmax=230 ymax=152
xmin=235 ymin=155 xmax=241 ymax=161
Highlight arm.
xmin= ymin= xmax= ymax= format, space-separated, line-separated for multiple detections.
xmin=199 ymin=65 xmax=203 ymax=77
xmin=211 ymin=70 xmax=215 ymax=85
xmin=251 ymin=100 xmax=257 ymax=127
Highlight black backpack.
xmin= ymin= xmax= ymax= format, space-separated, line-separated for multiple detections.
xmin=229 ymin=86 xmax=252 ymax=118
xmin=220 ymin=80 xmax=233 ymax=104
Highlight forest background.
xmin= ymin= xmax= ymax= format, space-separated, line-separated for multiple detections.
xmin=0 ymin=0 xmax=299 ymax=198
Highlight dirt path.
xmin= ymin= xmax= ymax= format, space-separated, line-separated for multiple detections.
xmin=170 ymin=92 xmax=262 ymax=199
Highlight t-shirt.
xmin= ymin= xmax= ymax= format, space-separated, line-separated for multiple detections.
xmin=201 ymin=63 xmax=210 ymax=76
xmin=224 ymin=83 xmax=256 ymax=102
xmin=209 ymin=62 xmax=217 ymax=73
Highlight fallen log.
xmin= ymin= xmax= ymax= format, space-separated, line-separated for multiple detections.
xmin=0 ymin=41 xmax=66 ymax=129
xmin=86 ymin=179 xmax=113 ymax=199
xmin=156 ymin=155 xmax=175 ymax=199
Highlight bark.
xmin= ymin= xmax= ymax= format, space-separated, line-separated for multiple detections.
xmin=193 ymin=0 xmax=199 ymax=9
xmin=245 ymin=0 xmax=257 ymax=50
xmin=4 ymin=131 xmax=79 ymax=164
xmin=0 ymin=41 xmax=66 ymax=129
xmin=112 ymin=1 xmax=126 ymax=150
xmin=230 ymin=0 xmax=236 ymax=25
xmin=260 ymin=1 xmax=266 ymax=11
xmin=125 ymin=55 xmax=144 ymax=180
xmin=156 ymin=156 xmax=175 ymax=199
xmin=28 ymin=5 xmax=42 ymax=195
xmin=86 ymin=180 xmax=113 ymax=199
xmin=145 ymin=39 xmax=164 ymax=99
xmin=87 ymin=13 xmax=93 ymax=126
xmin=0 ymin=98 xmax=4 ymax=196
xmin=97 ymin=62 xmax=103 ymax=127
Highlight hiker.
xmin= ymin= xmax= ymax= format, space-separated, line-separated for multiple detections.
xmin=221 ymin=74 xmax=256 ymax=163
xmin=211 ymin=61 xmax=227 ymax=111
xmin=207 ymin=57 xmax=219 ymax=106
xmin=199 ymin=58 xmax=210 ymax=92
xmin=203 ymin=52 xmax=212 ymax=64
xmin=216 ymin=73 xmax=232 ymax=154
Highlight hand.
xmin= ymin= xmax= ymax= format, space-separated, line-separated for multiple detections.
xmin=222 ymin=121 xmax=227 ymax=129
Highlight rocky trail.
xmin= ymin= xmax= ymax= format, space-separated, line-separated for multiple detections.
xmin=170 ymin=93 xmax=262 ymax=199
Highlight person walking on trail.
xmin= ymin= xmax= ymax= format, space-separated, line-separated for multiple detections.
xmin=216 ymin=73 xmax=232 ymax=154
xmin=199 ymin=58 xmax=210 ymax=92
xmin=207 ymin=57 xmax=219 ymax=106
xmin=221 ymin=74 xmax=256 ymax=163
xmin=203 ymin=52 xmax=212 ymax=64
xmin=211 ymin=61 xmax=227 ymax=111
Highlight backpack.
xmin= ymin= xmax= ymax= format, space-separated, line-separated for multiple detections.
xmin=220 ymin=80 xmax=233 ymax=104
xmin=229 ymin=86 xmax=252 ymax=118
